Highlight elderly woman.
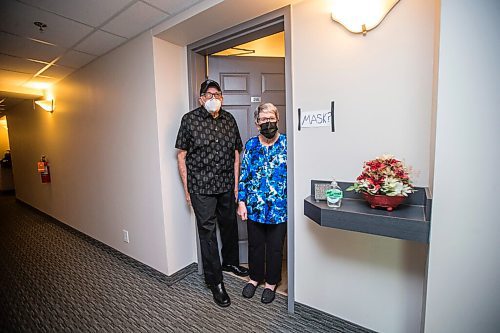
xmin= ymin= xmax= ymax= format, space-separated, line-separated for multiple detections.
xmin=237 ymin=103 xmax=287 ymax=304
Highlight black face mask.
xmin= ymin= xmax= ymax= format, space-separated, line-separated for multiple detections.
xmin=259 ymin=121 xmax=278 ymax=139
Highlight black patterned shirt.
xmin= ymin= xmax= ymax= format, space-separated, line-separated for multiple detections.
xmin=175 ymin=107 xmax=243 ymax=195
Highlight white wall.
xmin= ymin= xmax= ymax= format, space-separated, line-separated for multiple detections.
xmin=291 ymin=0 xmax=435 ymax=332
xmin=152 ymin=37 xmax=197 ymax=275
xmin=7 ymin=32 xmax=169 ymax=274
xmin=425 ymin=1 xmax=500 ymax=332
xmin=428 ymin=0 xmax=441 ymax=194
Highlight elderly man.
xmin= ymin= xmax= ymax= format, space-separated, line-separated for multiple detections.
xmin=175 ymin=79 xmax=248 ymax=307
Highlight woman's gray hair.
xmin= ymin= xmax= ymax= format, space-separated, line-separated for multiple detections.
xmin=254 ymin=103 xmax=279 ymax=124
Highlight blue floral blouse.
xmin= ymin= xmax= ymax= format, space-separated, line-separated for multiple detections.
xmin=238 ymin=134 xmax=287 ymax=224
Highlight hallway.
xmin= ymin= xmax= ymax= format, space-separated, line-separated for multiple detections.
xmin=0 ymin=195 xmax=368 ymax=332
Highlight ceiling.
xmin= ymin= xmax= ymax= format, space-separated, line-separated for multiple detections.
xmin=0 ymin=0 xmax=300 ymax=116
xmin=0 ymin=0 xmax=206 ymax=114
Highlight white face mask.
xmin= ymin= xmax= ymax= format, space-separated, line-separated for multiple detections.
xmin=204 ymin=98 xmax=221 ymax=113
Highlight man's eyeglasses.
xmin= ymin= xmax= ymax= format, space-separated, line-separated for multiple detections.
xmin=202 ymin=92 xmax=222 ymax=99
xmin=258 ymin=117 xmax=277 ymax=124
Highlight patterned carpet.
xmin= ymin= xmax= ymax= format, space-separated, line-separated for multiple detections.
xmin=0 ymin=194 xmax=374 ymax=332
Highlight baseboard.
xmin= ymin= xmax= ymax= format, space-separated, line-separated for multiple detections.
xmin=295 ymin=302 xmax=377 ymax=333
xmin=14 ymin=198 xmax=198 ymax=286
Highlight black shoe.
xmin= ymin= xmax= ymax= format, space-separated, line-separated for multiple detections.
xmin=222 ymin=264 xmax=249 ymax=277
xmin=242 ymin=282 xmax=257 ymax=298
xmin=209 ymin=283 xmax=231 ymax=307
xmin=261 ymin=287 xmax=276 ymax=304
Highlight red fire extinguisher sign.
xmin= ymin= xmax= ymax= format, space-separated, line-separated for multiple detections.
xmin=37 ymin=161 xmax=45 ymax=172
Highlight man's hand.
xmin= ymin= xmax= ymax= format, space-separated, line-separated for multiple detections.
xmin=237 ymin=202 xmax=247 ymax=221
xmin=177 ymin=150 xmax=191 ymax=207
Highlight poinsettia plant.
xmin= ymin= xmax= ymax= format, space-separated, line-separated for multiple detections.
xmin=347 ymin=155 xmax=415 ymax=196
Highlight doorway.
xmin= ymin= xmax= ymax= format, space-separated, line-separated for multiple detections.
xmin=209 ymin=54 xmax=287 ymax=295
xmin=187 ymin=8 xmax=295 ymax=311
xmin=0 ymin=116 xmax=14 ymax=194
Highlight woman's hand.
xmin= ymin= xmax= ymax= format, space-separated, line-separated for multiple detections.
xmin=237 ymin=201 xmax=247 ymax=221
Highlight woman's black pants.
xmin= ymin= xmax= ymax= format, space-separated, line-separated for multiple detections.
xmin=247 ymin=220 xmax=287 ymax=285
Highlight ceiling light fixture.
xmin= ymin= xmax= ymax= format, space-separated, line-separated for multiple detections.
xmin=331 ymin=0 xmax=400 ymax=36
xmin=34 ymin=21 xmax=47 ymax=33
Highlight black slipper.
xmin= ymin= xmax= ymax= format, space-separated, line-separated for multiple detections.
xmin=242 ymin=283 xmax=257 ymax=298
xmin=261 ymin=287 xmax=276 ymax=304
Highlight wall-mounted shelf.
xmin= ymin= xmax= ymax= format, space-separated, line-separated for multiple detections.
xmin=304 ymin=181 xmax=432 ymax=243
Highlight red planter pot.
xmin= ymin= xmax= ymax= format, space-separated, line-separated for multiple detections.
xmin=362 ymin=193 xmax=406 ymax=211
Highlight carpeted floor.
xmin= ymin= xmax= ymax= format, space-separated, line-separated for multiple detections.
xmin=0 ymin=194 xmax=374 ymax=332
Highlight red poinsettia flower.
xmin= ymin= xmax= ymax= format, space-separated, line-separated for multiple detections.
xmin=347 ymin=155 xmax=416 ymax=196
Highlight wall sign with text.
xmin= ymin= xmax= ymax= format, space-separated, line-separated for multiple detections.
xmin=298 ymin=101 xmax=335 ymax=132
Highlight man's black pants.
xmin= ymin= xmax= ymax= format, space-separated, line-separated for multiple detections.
xmin=247 ymin=220 xmax=287 ymax=285
xmin=190 ymin=191 xmax=240 ymax=286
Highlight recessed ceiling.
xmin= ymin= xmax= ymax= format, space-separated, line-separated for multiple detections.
xmin=0 ymin=0 xmax=207 ymax=115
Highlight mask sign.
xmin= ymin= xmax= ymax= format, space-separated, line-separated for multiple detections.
xmin=298 ymin=101 xmax=335 ymax=132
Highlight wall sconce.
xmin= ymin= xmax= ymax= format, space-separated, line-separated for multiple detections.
xmin=34 ymin=98 xmax=55 ymax=113
xmin=331 ymin=0 xmax=400 ymax=35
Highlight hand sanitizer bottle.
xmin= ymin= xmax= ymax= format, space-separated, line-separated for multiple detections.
xmin=326 ymin=179 xmax=343 ymax=208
